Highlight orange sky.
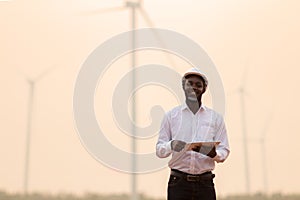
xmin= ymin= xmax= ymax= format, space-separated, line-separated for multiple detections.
xmin=0 ymin=0 xmax=300 ymax=198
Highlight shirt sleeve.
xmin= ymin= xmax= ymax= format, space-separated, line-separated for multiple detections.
xmin=156 ymin=113 xmax=173 ymax=158
xmin=213 ymin=115 xmax=230 ymax=163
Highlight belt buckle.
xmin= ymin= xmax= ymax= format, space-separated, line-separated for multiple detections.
xmin=186 ymin=175 xmax=199 ymax=182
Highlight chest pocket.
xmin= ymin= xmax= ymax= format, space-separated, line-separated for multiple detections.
xmin=198 ymin=123 xmax=215 ymax=141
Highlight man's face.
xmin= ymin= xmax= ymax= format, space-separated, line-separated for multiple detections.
xmin=183 ymin=75 xmax=206 ymax=101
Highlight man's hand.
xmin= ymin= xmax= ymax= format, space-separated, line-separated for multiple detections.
xmin=171 ymin=140 xmax=186 ymax=152
xmin=205 ymin=145 xmax=217 ymax=158
xmin=191 ymin=143 xmax=217 ymax=158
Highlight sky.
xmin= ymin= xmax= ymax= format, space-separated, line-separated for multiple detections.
xmin=1 ymin=0 xmax=300 ymax=198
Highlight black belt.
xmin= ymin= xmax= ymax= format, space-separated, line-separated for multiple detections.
xmin=171 ymin=169 xmax=215 ymax=182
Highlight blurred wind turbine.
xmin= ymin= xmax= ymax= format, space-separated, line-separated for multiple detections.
xmin=259 ymin=113 xmax=272 ymax=194
xmin=23 ymin=66 xmax=57 ymax=194
xmin=237 ymin=65 xmax=251 ymax=194
xmin=79 ymin=1 xmax=177 ymax=200
xmin=78 ymin=0 xmax=177 ymax=68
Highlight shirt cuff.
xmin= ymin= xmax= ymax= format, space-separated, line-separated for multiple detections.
xmin=158 ymin=140 xmax=173 ymax=157
xmin=166 ymin=140 xmax=173 ymax=153
xmin=213 ymin=150 xmax=226 ymax=163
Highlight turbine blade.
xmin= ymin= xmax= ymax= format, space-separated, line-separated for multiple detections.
xmin=34 ymin=65 xmax=58 ymax=82
xmin=76 ymin=6 xmax=126 ymax=16
xmin=239 ymin=57 xmax=251 ymax=98
xmin=242 ymin=56 xmax=250 ymax=89
xmin=139 ymin=7 xmax=155 ymax=27
xmin=139 ymin=8 xmax=179 ymax=70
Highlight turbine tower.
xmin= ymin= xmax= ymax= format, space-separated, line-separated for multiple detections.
xmin=238 ymin=66 xmax=250 ymax=193
xmin=23 ymin=79 xmax=35 ymax=194
xmin=80 ymin=1 xmax=177 ymax=200
xmin=259 ymin=114 xmax=272 ymax=194
xmin=23 ymin=66 xmax=57 ymax=194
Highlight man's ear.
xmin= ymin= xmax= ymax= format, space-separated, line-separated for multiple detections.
xmin=182 ymin=78 xmax=186 ymax=89
xmin=203 ymin=86 xmax=207 ymax=93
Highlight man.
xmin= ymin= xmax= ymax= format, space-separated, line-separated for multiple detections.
xmin=156 ymin=68 xmax=230 ymax=200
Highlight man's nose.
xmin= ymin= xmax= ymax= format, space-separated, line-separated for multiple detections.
xmin=188 ymin=83 xmax=195 ymax=87
xmin=192 ymin=85 xmax=198 ymax=90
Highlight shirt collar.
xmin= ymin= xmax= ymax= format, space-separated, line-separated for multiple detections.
xmin=181 ymin=101 xmax=207 ymax=111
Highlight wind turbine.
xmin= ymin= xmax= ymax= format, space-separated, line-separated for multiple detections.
xmin=23 ymin=66 xmax=57 ymax=194
xmin=259 ymin=113 xmax=272 ymax=194
xmin=237 ymin=66 xmax=251 ymax=194
xmin=80 ymin=1 xmax=176 ymax=200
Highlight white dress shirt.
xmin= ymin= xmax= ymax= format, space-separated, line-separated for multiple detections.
xmin=156 ymin=103 xmax=230 ymax=174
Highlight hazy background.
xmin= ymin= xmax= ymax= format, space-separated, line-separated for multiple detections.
xmin=0 ymin=0 xmax=300 ymax=198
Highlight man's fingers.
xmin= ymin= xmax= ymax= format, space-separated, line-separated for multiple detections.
xmin=207 ymin=146 xmax=217 ymax=158
xmin=171 ymin=140 xmax=186 ymax=152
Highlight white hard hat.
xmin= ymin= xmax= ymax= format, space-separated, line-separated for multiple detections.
xmin=183 ymin=68 xmax=208 ymax=86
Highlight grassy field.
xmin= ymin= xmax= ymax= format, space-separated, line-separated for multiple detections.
xmin=0 ymin=191 xmax=299 ymax=200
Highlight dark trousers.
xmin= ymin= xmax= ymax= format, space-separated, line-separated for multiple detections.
xmin=167 ymin=170 xmax=216 ymax=200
